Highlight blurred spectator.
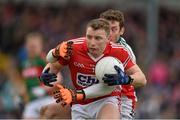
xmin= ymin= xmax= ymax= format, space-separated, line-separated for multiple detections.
xmin=0 ymin=53 xmax=22 ymax=118
xmin=148 ymin=55 xmax=170 ymax=87
xmin=19 ymin=32 xmax=56 ymax=119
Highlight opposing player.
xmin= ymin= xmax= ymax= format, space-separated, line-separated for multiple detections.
xmin=40 ymin=18 xmax=146 ymax=119
xmin=100 ymin=9 xmax=137 ymax=119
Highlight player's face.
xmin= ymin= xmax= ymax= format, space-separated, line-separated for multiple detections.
xmin=86 ymin=27 xmax=109 ymax=58
xmin=108 ymin=20 xmax=124 ymax=43
xmin=26 ymin=37 xmax=43 ymax=58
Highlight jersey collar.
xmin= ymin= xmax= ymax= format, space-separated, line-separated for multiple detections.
xmin=103 ymin=42 xmax=111 ymax=55
xmin=116 ymin=37 xmax=120 ymax=43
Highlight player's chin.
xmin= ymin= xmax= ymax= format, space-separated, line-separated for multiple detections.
xmin=89 ymin=50 xmax=98 ymax=56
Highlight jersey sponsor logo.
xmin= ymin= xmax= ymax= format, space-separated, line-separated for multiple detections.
xmin=76 ymin=73 xmax=99 ymax=87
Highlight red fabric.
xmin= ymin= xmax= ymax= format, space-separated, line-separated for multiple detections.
xmin=58 ymin=37 xmax=135 ymax=105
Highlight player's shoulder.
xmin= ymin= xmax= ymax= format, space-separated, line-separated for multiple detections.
xmin=110 ymin=42 xmax=124 ymax=49
xmin=109 ymin=42 xmax=130 ymax=54
xmin=68 ymin=37 xmax=86 ymax=44
xmin=67 ymin=37 xmax=86 ymax=50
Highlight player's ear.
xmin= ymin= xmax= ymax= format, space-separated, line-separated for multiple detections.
xmin=119 ymin=27 xmax=125 ymax=36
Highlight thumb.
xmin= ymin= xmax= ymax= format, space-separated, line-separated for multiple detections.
xmin=67 ymin=41 xmax=73 ymax=46
xmin=67 ymin=41 xmax=73 ymax=49
xmin=114 ymin=65 xmax=122 ymax=73
xmin=55 ymin=84 xmax=64 ymax=90
xmin=44 ymin=67 xmax=50 ymax=73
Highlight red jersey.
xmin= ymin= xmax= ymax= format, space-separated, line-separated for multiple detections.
xmin=58 ymin=37 xmax=135 ymax=104
xmin=117 ymin=37 xmax=137 ymax=108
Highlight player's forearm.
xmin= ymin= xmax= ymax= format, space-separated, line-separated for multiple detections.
xmin=83 ymin=83 xmax=115 ymax=99
xmin=53 ymin=83 xmax=115 ymax=104
xmin=56 ymin=72 xmax=63 ymax=84
xmin=43 ymin=62 xmax=62 ymax=74
xmin=130 ymin=71 xmax=146 ymax=87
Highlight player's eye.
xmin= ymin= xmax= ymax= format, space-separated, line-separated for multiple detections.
xmin=111 ymin=27 xmax=118 ymax=32
xmin=95 ymin=36 xmax=102 ymax=41
xmin=87 ymin=35 xmax=92 ymax=40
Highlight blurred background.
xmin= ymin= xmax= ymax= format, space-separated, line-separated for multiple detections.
xmin=0 ymin=0 xmax=180 ymax=119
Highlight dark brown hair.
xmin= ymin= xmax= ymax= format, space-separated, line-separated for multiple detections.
xmin=100 ymin=9 xmax=124 ymax=28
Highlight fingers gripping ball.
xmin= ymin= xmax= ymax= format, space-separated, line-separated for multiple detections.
xmin=103 ymin=65 xmax=133 ymax=86
xmin=95 ymin=56 xmax=124 ymax=83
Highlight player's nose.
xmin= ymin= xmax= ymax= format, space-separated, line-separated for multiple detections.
xmin=89 ymin=39 xmax=96 ymax=46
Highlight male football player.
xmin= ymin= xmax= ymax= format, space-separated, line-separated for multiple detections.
xmin=40 ymin=9 xmax=141 ymax=119
xmin=100 ymin=9 xmax=137 ymax=119
xmin=40 ymin=9 xmax=144 ymax=119
xmin=40 ymin=18 xmax=146 ymax=119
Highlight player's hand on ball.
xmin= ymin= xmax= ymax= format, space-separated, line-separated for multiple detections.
xmin=52 ymin=41 xmax=73 ymax=60
xmin=53 ymin=84 xmax=85 ymax=106
xmin=102 ymin=65 xmax=133 ymax=86
xmin=39 ymin=67 xmax=57 ymax=87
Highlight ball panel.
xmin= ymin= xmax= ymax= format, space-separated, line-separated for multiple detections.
xmin=95 ymin=56 xmax=124 ymax=82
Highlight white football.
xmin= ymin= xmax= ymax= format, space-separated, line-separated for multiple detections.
xmin=95 ymin=56 xmax=124 ymax=82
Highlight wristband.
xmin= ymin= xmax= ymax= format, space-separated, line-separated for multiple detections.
xmin=76 ymin=90 xmax=85 ymax=101
xmin=52 ymin=47 xmax=60 ymax=58
xmin=128 ymin=76 xmax=134 ymax=84
xmin=46 ymin=49 xmax=59 ymax=63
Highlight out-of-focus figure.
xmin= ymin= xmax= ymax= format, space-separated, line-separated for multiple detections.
xmin=0 ymin=53 xmax=22 ymax=118
xmin=19 ymin=32 xmax=60 ymax=119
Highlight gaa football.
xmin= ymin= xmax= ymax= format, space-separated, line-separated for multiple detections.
xmin=95 ymin=56 xmax=124 ymax=82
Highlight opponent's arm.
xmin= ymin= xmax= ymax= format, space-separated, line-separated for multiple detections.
xmin=126 ymin=64 xmax=146 ymax=87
